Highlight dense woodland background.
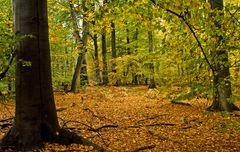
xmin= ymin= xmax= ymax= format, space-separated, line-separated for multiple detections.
xmin=0 ymin=0 xmax=240 ymax=151
xmin=0 ymin=0 xmax=240 ymax=101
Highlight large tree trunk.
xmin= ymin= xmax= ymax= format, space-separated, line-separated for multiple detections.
xmin=0 ymin=1 xmax=106 ymax=151
xmin=207 ymin=0 xmax=239 ymax=112
xmin=0 ymin=0 xmax=60 ymax=150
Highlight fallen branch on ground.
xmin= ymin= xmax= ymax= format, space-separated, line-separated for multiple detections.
xmin=88 ymin=124 xmax=118 ymax=132
xmin=56 ymin=107 xmax=67 ymax=112
xmin=128 ymin=122 xmax=177 ymax=128
xmin=171 ymin=100 xmax=191 ymax=106
xmin=83 ymin=108 xmax=114 ymax=123
xmin=136 ymin=114 xmax=169 ymax=124
xmin=55 ymin=129 xmax=106 ymax=152
xmin=148 ymin=130 xmax=168 ymax=140
xmin=131 ymin=144 xmax=156 ymax=152
xmin=60 ymin=118 xmax=118 ymax=132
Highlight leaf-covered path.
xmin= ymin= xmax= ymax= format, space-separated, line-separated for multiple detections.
xmin=1 ymin=86 xmax=240 ymax=151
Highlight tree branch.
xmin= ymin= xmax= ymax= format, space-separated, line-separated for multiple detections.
xmin=0 ymin=52 xmax=15 ymax=80
xmin=150 ymin=0 xmax=215 ymax=74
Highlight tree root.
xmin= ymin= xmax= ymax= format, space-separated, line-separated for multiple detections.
xmin=207 ymin=102 xmax=239 ymax=112
xmin=55 ymin=129 xmax=106 ymax=152
xmin=0 ymin=118 xmax=13 ymax=131
xmin=0 ymin=128 xmax=106 ymax=152
xmin=83 ymin=108 xmax=114 ymax=123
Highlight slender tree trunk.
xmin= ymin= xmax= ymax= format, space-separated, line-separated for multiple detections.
xmin=111 ymin=22 xmax=117 ymax=73
xmin=80 ymin=0 xmax=89 ymax=87
xmin=69 ymin=1 xmax=81 ymax=92
xmin=132 ymin=28 xmax=139 ymax=85
xmin=1 ymin=0 xmax=60 ymax=150
xmin=70 ymin=0 xmax=89 ymax=92
xmin=93 ymin=30 xmax=101 ymax=84
xmin=148 ymin=30 xmax=156 ymax=89
xmin=101 ymin=29 xmax=109 ymax=85
xmin=125 ymin=26 xmax=131 ymax=84
xmin=71 ymin=54 xmax=84 ymax=92
xmin=126 ymin=28 xmax=130 ymax=55
xmin=207 ymin=0 xmax=239 ymax=112
xmin=134 ymin=28 xmax=138 ymax=53
xmin=147 ymin=3 xmax=156 ymax=89
xmin=100 ymin=0 xmax=109 ymax=85
xmin=91 ymin=2 xmax=101 ymax=85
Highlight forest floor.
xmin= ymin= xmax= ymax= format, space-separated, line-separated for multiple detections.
xmin=1 ymin=86 xmax=240 ymax=151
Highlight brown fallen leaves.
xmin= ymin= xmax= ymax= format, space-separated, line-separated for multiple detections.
xmin=1 ymin=86 xmax=240 ymax=151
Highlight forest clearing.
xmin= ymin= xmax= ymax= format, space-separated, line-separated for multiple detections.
xmin=1 ymin=86 xmax=240 ymax=151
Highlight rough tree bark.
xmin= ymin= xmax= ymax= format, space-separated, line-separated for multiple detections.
xmin=0 ymin=1 xmax=105 ymax=151
xmin=0 ymin=0 xmax=60 ymax=150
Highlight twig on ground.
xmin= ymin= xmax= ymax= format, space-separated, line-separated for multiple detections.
xmin=148 ymin=130 xmax=168 ymax=140
xmin=83 ymin=108 xmax=114 ymax=123
xmin=88 ymin=124 xmax=118 ymax=132
xmin=136 ymin=114 xmax=169 ymax=124
xmin=171 ymin=100 xmax=192 ymax=106
xmin=128 ymin=122 xmax=177 ymax=128
xmin=61 ymin=119 xmax=118 ymax=132
xmin=56 ymin=107 xmax=67 ymax=112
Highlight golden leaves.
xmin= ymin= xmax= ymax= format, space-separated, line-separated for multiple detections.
xmin=42 ymin=143 xmax=94 ymax=152
xmin=51 ymin=86 xmax=240 ymax=151
xmin=1 ymin=86 xmax=240 ymax=151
